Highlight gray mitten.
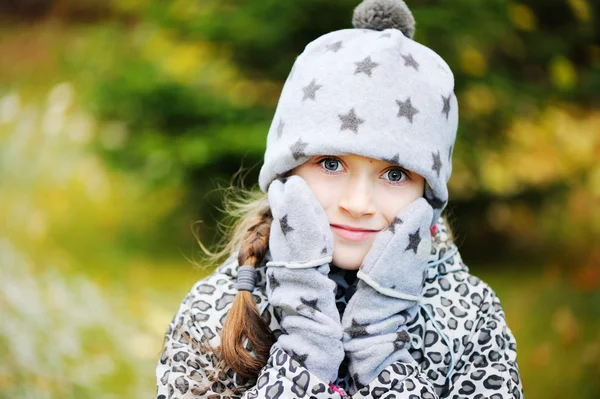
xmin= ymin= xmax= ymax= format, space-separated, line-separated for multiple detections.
xmin=266 ymin=175 xmax=344 ymax=384
xmin=341 ymin=197 xmax=433 ymax=393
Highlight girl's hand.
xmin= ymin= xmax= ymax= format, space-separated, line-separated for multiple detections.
xmin=340 ymin=197 xmax=434 ymax=393
xmin=356 ymin=197 xmax=433 ymax=300
xmin=267 ymin=175 xmax=333 ymax=267
xmin=265 ymin=175 xmax=344 ymax=384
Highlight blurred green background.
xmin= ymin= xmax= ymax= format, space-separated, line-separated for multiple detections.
xmin=0 ymin=0 xmax=598 ymax=397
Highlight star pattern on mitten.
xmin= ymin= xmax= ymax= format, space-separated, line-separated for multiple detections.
xmin=442 ymin=93 xmax=452 ymax=119
xmin=339 ymin=107 xmax=365 ymax=134
xmin=290 ymin=350 xmax=309 ymax=368
xmin=276 ymin=119 xmax=285 ymax=139
xmin=402 ymin=53 xmax=419 ymax=71
xmin=354 ymin=56 xmax=379 ymax=77
xmin=299 ymin=297 xmax=321 ymax=313
xmin=268 ymin=273 xmax=280 ymax=292
xmin=325 ymin=41 xmax=343 ymax=52
xmin=448 ymin=145 xmax=453 ymax=162
xmin=396 ymin=97 xmax=419 ymax=123
xmin=279 ymin=215 xmax=294 ymax=237
xmin=345 ymin=318 xmax=370 ymax=338
xmin=302 ymin=79 xmax=322 ymax=101
xmin=388 ymin=216 xmax=404 ymax=234
xmin=290 ymin=138 xmax=308 ymax=160
xmin=393 ymin=330 xmax=411 ymax=351
xmin=405 ymin=228 xmax=422 ymax=253
xmin=432 ymin=150 xmax=442 ymax=177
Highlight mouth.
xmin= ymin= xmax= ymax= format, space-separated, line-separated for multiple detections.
xmin=330 ymin=224 xmax=381 ymax=242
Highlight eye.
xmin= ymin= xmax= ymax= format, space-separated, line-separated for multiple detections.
xmin=383 ymin=167 xmax=407 ymax=183
xmin=319 ymin=157 xmax=343 ymax=172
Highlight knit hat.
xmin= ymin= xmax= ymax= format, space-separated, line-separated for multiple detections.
xmin=258 ymin=0 xmax=459 ymax=225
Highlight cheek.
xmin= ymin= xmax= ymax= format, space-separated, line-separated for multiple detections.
xmin=375 ymin=185 xmax=423 ymax=221
xmin=292 ymin=164 xmax=338 ymax=211
xmin=311 ymin=180 xmax=340 ymax=211
xmin=302 ymin=174 xmax=341 ymax=212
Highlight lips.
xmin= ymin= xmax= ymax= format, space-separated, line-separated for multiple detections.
xmin=330 ymin=224 xmax=381 ymax=242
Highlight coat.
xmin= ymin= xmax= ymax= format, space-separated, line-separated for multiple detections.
xmin=156 ymin=218 xmax=524 ymax=398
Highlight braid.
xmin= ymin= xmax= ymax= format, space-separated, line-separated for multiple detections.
xmin=221 ymin=205 xmax=276 ymax=379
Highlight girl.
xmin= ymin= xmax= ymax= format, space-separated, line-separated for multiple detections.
xmin=156 ymin=0 xmax=524 ymax=398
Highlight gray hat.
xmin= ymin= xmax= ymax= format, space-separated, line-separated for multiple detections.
xmin=258 ymin=0 xmax=458 ymax=225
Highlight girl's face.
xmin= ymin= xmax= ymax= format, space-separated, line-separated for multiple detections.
xmin=291 ymin=154 xmax=426 ymax=270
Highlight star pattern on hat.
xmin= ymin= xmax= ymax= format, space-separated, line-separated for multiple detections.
xmin=354 ymin=56 xmax=379 ymax=77
xmin=393 ymin=330 xmax=411 ymax=351
xmin=279 ymin=215 xmax=294 ymax=237
xmin=276 ymin=119 xmax=285 ymax=139
xmin=448 ymin=145 xmax=453 ymax=162
xmin=290 ymin=350 xmax=308 ymax=368
xmin=442 ymin=94 xmax=452 ymax=119
xmin=383 ymin=153 xmax=400 ymax=165
xmin=339 ymin=107 xmax=365 ymax=134
xmin=302 ymin=79 xmax=322 ymax=101
xmin=325 ymin=41 xmax=343 ymax=53
xmin=346 ymin=318 xmax=370 ymax=338
xmin=388 ymin=216 xmax=403 ymax=234
xmin=432 ymin=150 xmax=442 ymax=177
xmin=300 ymin=297 xmax=321 ymax=313
xmin=402 ymin=53 xmax=419 ymax=71
xmin=405 ymin=228 xmax=421 ymax=253
xmin=396 ymin=97 xmax=419 ymax=123
xmin=379 ymin=32 xmax=392 ymax=39
xmin=290 ymin=138 xmax=308 ymax=160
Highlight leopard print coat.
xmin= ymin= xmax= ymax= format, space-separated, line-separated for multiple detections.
xmin=156 ymin=218 xmax=524 ymax=398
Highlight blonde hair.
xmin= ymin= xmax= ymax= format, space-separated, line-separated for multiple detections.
xmin=196 ymin=173 xmax=454 ymax=382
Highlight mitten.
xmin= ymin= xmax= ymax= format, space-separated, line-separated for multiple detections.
xmin=266 ymin=175 xmax=345 ymax=384
xmin=341 ymin=197 xmax=433 ymax=392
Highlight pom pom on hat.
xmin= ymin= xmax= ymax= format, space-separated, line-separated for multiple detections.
xmin=352 ymin=0 xmax=416 ymax=38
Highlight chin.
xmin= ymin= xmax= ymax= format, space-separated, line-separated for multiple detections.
xmin=331 ymin=239 xmax=370 ymax=270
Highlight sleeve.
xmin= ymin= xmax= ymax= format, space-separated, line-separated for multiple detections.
xmin=156 ymin=279 xmax=347 ymax=399
xmin=443 ymin=289 xmax=524 ymax=399
xmin=351 ymin=289 xmax=524 ymax=399
xmin=241 ymin=343 xmax=348 ymax=399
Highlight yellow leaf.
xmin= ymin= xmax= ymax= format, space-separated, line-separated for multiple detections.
xmin=480 ymin=152 xmax=519 ymax=195
xmin=509 ymin=4 xmax=537 ymax=31
xmin=163 ymin=43 xmax=204 ymax=81
xmin=462 ymin=84 xmax=497 ymax=116
xmin=549 ymin=57 xmax=577 ymax=90
xmin=459 ymin=46 xmax=488 ymax=77
xmin=567 ymin=0 xmax=592 ymax=23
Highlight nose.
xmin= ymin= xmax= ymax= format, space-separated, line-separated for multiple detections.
xmin=338 ymin=174 xmax=376 ymax=218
